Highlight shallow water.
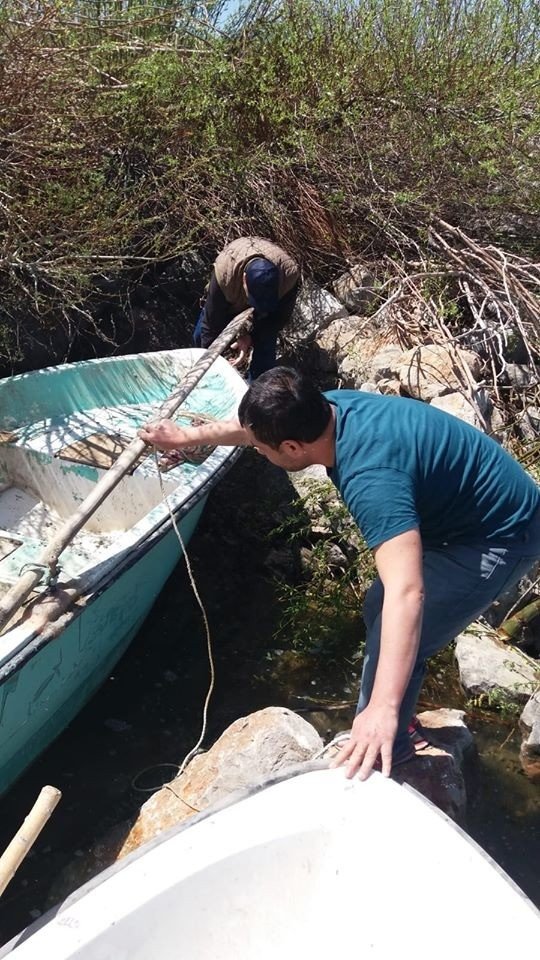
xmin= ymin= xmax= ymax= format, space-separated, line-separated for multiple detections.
xmin=0 ymin=453 xmax=538 ymax=946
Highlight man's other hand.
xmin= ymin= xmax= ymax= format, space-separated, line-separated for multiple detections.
xmin=229 ymin=333 xmax=253 ymax=368
xmin=138 ymin=419 xmax=189 ymax=450
xmin=330 ymin=703 xmax=399 ymax=780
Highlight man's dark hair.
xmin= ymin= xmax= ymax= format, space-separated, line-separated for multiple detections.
xmin=238 ymin=367 xmax=332 ymax=448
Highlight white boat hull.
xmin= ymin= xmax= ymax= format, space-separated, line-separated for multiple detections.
xmin=2 ymin=768 xmax=538 ymax=958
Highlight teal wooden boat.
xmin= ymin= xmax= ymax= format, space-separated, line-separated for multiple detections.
xmin=0 ymin=349 xmax=247 ymax=795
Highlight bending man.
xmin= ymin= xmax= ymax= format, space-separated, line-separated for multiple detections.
xmin=195 ymin=237 xmax=300 ymax=380
xmin=139 ymin=368 xmax=540 ymax=780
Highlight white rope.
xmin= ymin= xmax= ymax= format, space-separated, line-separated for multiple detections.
xmin=131 ymin=449 xmax=216 ymax=797
xmin=313 ymin=732 xmax=352 ymax=760
xmin=154 ymin=448 xmax=216 ymax=777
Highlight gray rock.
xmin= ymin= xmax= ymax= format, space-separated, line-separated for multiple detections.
xmin=392 ymin=708 xmax=475 ymax=824
xmin=332 ymin=264 xmax=375 ymax=312
xmin=290 ymin=281 xmax=348 ymax=344
xmin=339 ymin=352 xmax=379 ymax=389
xmin=311 ymin=315 xmax=367 ymax=372
xmin=455 ymin=627 xmax=539 ymax=706
xmin=519 ymin=691 xmax=540 ymax=782
xmin=430 ymin=392 xmax=484 ymax=429
xmin=370 ymin=344 xmax=404 ymax=381
xmin=504 ymin=363 xmax=538 ymax=390
xmin=359 ymin=381 xmax=379 ymax=393
xmin=377 ymin=378 xmax=402 ymax=396
xmin=522 ymin=406 xmax=540 ymax=438
xmin=287 ymin=463 xmax=331 ymax=499
xmin=337 ymin=336 xmax=405 ymax=390
xmin=397 ymin=345 xmax=482 ymax=401
xmin=49 ymin=709 xmax=324 ymax=903
xmin=416 ymin=708 xmax=475 ymax=764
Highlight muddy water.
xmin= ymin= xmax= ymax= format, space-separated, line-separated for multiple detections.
xmin=0 ymin=453 xmax=538 ymax=946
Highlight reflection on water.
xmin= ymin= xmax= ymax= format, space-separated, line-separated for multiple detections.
xmin=0 ymin=454 xmax=538 ymax=946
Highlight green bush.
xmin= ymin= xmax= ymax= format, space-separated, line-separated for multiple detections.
xmin=1 ymin=0 xmax=538 ymax=368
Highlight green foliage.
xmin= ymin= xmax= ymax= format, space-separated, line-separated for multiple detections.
xmin=468 ymin=687 xmax=523 ymax=718
xmin=1 ymin=0 xmax=539 ymax=368
xmin=271 ymin=479 xmax=375 ymax=657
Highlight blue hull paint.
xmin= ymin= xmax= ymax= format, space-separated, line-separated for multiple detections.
xmin=0 ymin=496 xmax=205 ymax=796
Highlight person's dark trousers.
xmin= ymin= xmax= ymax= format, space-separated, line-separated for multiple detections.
xmin=357 ymin=506 xmax=540 ymax=763
xmin=247 ymin=328 xmax=278 ymax=381
xmin=193 ymin=310 xmax=204 ymax=346
xmin=193 ymin=309 xmax=277 ymax=381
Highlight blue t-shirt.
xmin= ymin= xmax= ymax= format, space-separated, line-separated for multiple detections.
xmin=326 ymin=390 xmax=539 ymax=550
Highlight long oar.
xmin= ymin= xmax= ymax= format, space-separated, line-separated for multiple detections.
xmin=0 ymin=786 xmax=62 ymax=897
xmin=0 ymin=310 xmax=253 ymax=634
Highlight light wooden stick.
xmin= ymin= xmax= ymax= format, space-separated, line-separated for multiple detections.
xmin=0 ymin=785 xmax=62 ymax=897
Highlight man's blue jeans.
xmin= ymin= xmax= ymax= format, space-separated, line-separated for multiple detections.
xmin=358 ymin=506 xmax=540 ymax=761
xmin=193 ymin=312 xmax=277 ymax=381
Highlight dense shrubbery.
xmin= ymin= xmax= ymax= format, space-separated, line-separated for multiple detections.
xmin=1 ymin=0 xmax=539 ymax=369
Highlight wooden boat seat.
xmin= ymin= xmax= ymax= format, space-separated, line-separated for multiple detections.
xmin=56 ymin=433 xmax=148 ymax=473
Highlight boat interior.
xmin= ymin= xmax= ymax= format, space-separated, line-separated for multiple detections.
xmin=0 ymin=351 xmax=242 ymax=605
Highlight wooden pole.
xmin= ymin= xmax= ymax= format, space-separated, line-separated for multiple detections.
xmin=0 ymin=786 xmax=62 ymax=897
xmin=0 ymin=310 xmax=253 ymax=634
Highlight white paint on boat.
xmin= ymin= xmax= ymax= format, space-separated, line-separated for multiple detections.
xmin=2 ymin=768 xmax=538 ymax=958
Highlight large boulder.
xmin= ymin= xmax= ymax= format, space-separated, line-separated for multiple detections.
xmin=519 ymin=691 xmax=540 ymax=782
xmin=290 ymin=281 xmax=348 ymax=344
xmin=332 ymin=263 xmax=375 ymax=312
xmin=391 ymin=708 xmax=475 ymax=825
xmin=49 ymin=708 xmax=323 ymax=903
xmin=311 ymin=315 xmax=368 ymax=373
xmin=120 ymin=707 xmax=323 ymax=857
xmin=430 ymin=391 xmax=492 ymax=432
xmin=337 ymin=336 xmax=403 ymax=390
xmin=397 ymin=344 xmax=482 ymax=401
xmin=455 ymin=626 xmax=539 ymax=706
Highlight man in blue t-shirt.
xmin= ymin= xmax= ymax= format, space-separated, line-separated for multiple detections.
xmin=139 ymin=367 xmax=540 ymax=780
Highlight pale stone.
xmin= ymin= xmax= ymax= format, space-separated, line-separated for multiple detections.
xmin=287 ymin=463 xmax=331 ymax=499
xmin=291 ymin=280 xmax=348 ymax=343
xmin=332 ymin=264 xmax=375 ymax=312
xmin=359 ymin=381 xmax=379 ymax=393
xmin=430 ymin=392 xmax=482 ymax=428
xmin=119 ymin=708 xmax=323 ymax=857
xmin=455 ymin=627 xmax=539 ymax=705
xmin=312 ymin=315 xmax=368 ymax=372
xmin=336 ymin=336 xmax=403 ymax=390
xmin=505 ymin=362 xmax=538 ymax=389
xmin=377 ymin=378 xmax=402 ymax=396
xmin=339 ymin=352 xmax=382 ymax=390
xmin=287 ymin=467 xmax=362 ymax=549
xmin=369 ymin=344 xmax=404 ymax=381
xmin=397 ymin=344 xmax=482 ymax=401
xmin=519 ymin=691 xmax=540 ymax=782
xmin=416 ymin=708 xmax=475 ymax=764
xmin=49 ymin=709 xmax=323 ymax=904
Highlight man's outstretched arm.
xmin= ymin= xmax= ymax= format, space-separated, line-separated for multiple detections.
xmin=138 ymin=417 xmax=250 ymax=450
xmin=331 ymin=527 xmax=424 ymax=780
